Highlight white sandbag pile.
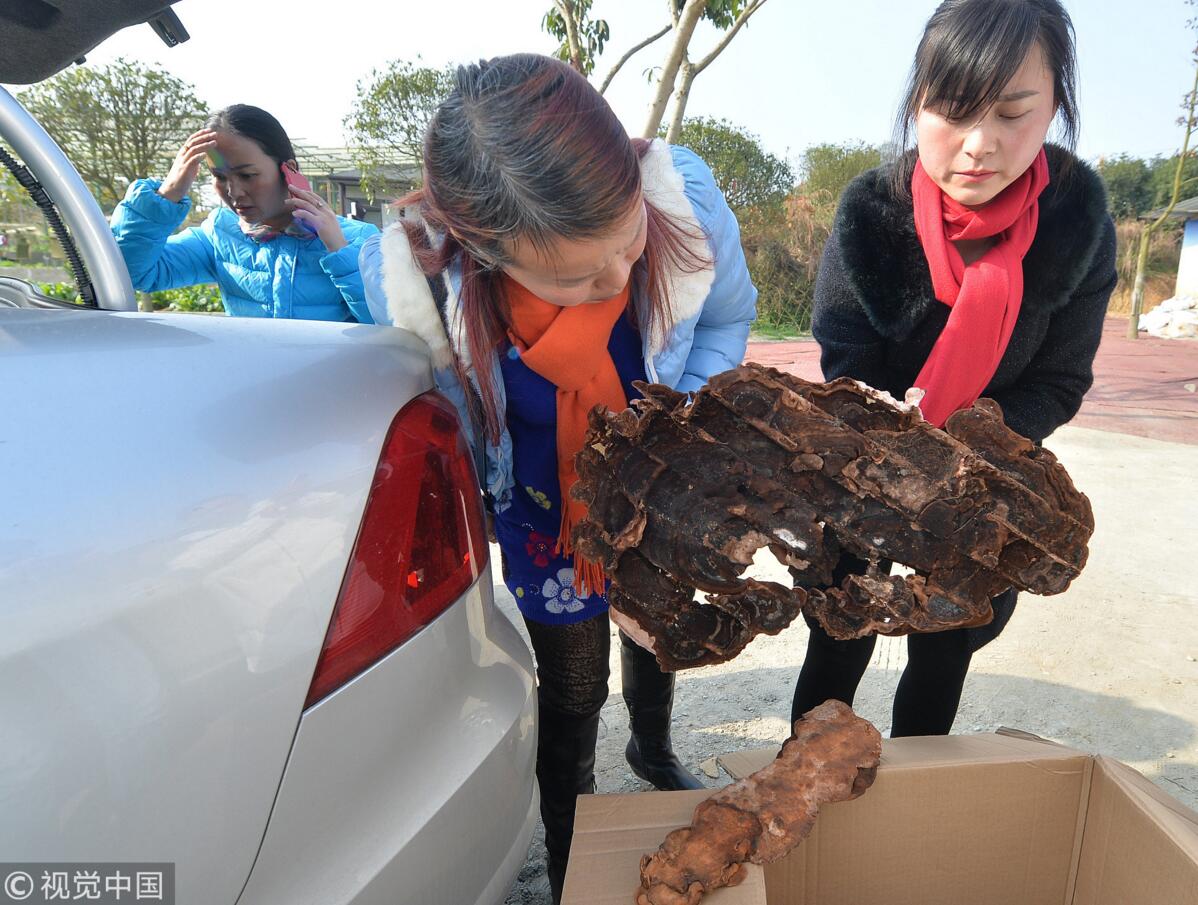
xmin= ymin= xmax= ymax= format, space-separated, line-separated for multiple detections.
xmin=1139 ymin=295 xmax=1198 ymax=339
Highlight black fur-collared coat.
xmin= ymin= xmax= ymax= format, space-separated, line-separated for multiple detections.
xmin=811 ymin=145 xmax=1117 ymax=649
xmin=812 ymin=144 xmax=1117 ymax=445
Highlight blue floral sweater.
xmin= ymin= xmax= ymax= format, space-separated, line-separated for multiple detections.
xmin=496 ymin=312 xmax=647 ymax=624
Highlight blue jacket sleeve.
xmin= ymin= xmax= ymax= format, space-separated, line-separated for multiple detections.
xmin=320 ymin=220 xmax=380 ymax=324
xmin=359 ymin=234 xmax=394 ymax=326
xmin=109 ymin=179 xmax=217 ymax=292
xmin=672 ymin=147 xmax=758 ymax=393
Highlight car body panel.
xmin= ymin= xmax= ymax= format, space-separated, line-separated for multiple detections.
xmin=0 ymin=309 xmax=435 ymax=901
xmin=237 ymin=563 xmax=538 ymax=905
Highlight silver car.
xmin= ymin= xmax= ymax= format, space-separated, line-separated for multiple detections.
xmin=0 ymin=3 xmax=538 ymax=903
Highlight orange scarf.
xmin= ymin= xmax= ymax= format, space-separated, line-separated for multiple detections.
xmin=504 ymin=275 xmax=630 ymax=598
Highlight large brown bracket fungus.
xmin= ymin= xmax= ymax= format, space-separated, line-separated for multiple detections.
xmin=636 ymin=700 xmax=882 ymax=905
xmin=572 ymin=364 xmax=1094 ymax=671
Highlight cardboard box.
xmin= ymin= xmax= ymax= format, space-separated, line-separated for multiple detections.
xmin=563 ymin=732 xmax=1198 ymax=905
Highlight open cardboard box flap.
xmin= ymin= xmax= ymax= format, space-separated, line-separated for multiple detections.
xmin=563 ymin=732 xmax=1198 ymax=905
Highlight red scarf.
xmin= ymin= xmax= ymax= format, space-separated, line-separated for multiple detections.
xmin=910 ymin=148 xmax=1049 ymax=427
xmin=504 ymin=276 xmax=630 ymax=598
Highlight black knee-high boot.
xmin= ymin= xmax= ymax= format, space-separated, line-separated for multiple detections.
xmin=620 ymin=631 xmax=704 ymax=791
xmin=538 ymin=704 xmax=602 ymax=904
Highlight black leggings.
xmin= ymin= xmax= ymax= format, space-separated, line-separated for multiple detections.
xmin=523 ymin=613 xmax=611 ymax=720
xmin=791 ymin=617 xmax=974 ymax=736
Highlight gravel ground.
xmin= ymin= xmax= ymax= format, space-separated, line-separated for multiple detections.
xmin=502 ymin=424 xmax=1198 ymax=904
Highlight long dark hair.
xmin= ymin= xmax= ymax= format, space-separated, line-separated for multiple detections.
xmin=397 ymin=54 xmax=709 ymax=442
xmin=889 ymin=0 xmax=1079 ymax=199
xmin=205 ymin=104 xmax=297 ymax=171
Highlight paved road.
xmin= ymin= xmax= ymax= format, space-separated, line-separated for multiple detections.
xmin=747 ymin=316 xmax=1198 ymax=445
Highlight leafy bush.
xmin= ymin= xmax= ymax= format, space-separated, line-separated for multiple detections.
xmin=742 ymin=144 xmax=882 ymax=337
xmin=1098 ymin=155 xmax=1154 ymax=219
xmin=36 ymin=281 xmax=81 ymax=303
xmin=744 ymin=235 xmax=814 ymax=337
xmin=797 ymin=143 xmax=884 ymax=205
xmin=37 ymin=281 xmax=224 ymax=312
xmin=153 ymin=284 xmax=224 ymax=313
xmin=669 ymin=117 xmax=795 ymax=214
xmin=741 ymin=194 xmax=833 ymax=336
xmin=1107 ymin=219 xmax=1182 ymax=315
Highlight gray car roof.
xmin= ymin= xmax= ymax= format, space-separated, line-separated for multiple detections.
xmin=0 ymin=0 xmax=182 ymax=85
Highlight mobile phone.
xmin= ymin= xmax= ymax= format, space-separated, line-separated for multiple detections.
xmin=281 ymin=161 xmax=312 ymax=193
xmin=281 ymin=162 xmax=318 ymax=235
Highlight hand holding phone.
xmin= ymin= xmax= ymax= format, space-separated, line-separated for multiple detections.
xmin=281 ymin=163 xmax=346 ymax=250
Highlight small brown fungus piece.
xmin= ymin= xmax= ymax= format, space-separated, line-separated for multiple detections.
xmin=636 ymin=700 xmax=882 ymax=905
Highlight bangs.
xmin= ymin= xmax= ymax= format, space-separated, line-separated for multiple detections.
xmin=914 ymin=5 xmax=1040 ymax=121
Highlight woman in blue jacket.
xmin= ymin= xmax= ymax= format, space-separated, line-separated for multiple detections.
xmin=360 ymin=55 xmax=756 ymax=903
xmin=111 ymin=104 xmax=377 ymax=322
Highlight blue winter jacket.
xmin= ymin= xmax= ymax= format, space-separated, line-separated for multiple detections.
xmin=359 ymin=142 xmax=757 ymax=511
xmin=110 ymin=178 xmax=379 ymax=322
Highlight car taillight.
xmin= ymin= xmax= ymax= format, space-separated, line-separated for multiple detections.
xmin=304 ymin=391 xmax=489 ymax=708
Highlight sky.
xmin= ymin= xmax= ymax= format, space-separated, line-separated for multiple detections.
xmin=9 ymin=0 xmax=1195 ymax=170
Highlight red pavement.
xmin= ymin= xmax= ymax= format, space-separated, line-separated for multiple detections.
xmin=746 ymin=317 xmax=1198 ymax=446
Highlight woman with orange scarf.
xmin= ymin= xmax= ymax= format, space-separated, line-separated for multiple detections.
xmin=792 ymin=0 xmax=1116 ymax=736
xmin=360 ymin=55 xmax=757 ymax=903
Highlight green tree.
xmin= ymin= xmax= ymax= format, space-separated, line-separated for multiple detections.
xmin=344 ymin=59 xmax=454 ymax=200
xmin=797 ymin=142 xmax=884 ymax=206
xmin=543 ymin=0 xmax=611 ymax=76
xmin=17 ymin=58 xmax=207 ymax=211
xmin=668 ymin=117 xmax=793 ymax=213
xmin=0 ymin=160 xmax=18 ymax=209
xmin=1148 ymin=152 xmax=1198 ymax=209
xmin=1 ymin=146 xmax=42 ymax=261
xmin=0 ymin=157 xmax=23 ymax=227
xmin=1097 ymin=155 xmax=1155 ymax=218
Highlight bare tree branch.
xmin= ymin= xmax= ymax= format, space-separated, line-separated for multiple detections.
xmin=599 ymin=23 xmax=671 ymax=95
xmin=693 ymin=0 xmax=770 ymax=76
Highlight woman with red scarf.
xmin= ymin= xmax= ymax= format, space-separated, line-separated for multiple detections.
xmin=792 ymin=0 xmax=1116 ymax=735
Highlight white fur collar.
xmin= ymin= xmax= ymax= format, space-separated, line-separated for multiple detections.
xmin=638 ymin=138 xmax=714 ymax=343
xmin=378 ymin=138 xmax=714 ymax=366
xmin=380 ymin=218 xmax=454 ymax=370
